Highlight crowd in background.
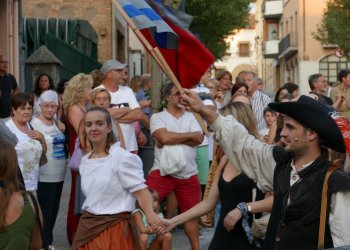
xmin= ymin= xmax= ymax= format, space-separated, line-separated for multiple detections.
xmin=1 ymin=52 xmax=350 ymax=250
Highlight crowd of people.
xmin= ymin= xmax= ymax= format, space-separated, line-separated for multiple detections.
xmin=1 ymin=52 xmax=350 ymax=250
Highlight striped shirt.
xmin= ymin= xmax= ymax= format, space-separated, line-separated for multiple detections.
xmin=251 ymin=90 xmax=271 ymax=131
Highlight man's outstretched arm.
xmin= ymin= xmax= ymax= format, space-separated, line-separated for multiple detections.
xmin=181 ymin=89 xmax=276 ymax=192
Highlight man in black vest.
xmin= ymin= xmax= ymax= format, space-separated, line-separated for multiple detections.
xmin=180 ymin=92 xmax=350 ymax=249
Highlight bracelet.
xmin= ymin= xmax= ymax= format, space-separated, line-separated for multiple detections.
xmin=246 ymin=203 xmax=252 ymax=213
xmin=236 ymin=202 xmax=261 ymax=248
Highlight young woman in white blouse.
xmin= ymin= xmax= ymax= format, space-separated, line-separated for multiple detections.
xmin=72 ymin=107 xmax=162 ymax=250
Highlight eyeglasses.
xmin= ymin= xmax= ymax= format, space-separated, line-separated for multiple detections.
xmin=40 ymin=104 xmax=58 ymax=109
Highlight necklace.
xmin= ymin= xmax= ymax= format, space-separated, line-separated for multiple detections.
xmin=39 ymin=114 xmax=54 ymax=126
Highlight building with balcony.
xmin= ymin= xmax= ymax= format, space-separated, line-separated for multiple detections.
xmin=256 ymin=0 xmax=346 ymax=94
xmin=255 ymin=0 xmax=283 ymax=93
xmin=215 ymin=14 xmax=257 ymax=80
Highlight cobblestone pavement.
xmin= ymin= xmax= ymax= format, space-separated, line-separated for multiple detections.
xmin=51 ymin=169 xmax=214 ymax=250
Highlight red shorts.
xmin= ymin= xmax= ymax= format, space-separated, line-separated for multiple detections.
xmin=146 ymin=170 xmax=201 ymax=212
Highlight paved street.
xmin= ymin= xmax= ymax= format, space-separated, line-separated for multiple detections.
xmin=51 ymin=168 xmax=214 ymax=250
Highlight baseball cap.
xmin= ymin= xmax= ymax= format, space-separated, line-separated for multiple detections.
xmin=100 ymin=59 xmax=127 ymax=75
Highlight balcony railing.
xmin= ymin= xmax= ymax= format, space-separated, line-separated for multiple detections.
xmin=263 ymin=40 xmax=279 ymax=58
xmin=278 ymin=33 xmax=297 ymax=59
xmin=262 ymin=0 xmax=283 ymax=19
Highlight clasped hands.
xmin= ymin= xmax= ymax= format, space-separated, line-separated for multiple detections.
xmin=145 ymin=213 xmax=175 ymax=234
xmin=147 ymin=208 xmax=242 ymax=234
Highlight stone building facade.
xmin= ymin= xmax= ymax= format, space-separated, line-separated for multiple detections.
xmin=255 ymin=0 xmax=347 ymax=94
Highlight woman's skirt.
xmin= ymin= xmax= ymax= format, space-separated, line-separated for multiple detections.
xmin=73 ymin=211 xmax=139 ymax=250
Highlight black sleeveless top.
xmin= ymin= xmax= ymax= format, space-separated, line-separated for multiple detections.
xmin=209 ymin=172 xmax=261 ymax=250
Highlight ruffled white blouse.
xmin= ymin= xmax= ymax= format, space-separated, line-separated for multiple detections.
xmin=79 ymin=144 xmax=147 ymax=215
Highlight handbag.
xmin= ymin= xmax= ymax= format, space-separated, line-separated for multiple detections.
xmin=251 ymin=212 xmax=270 ymax=239
xmin=251 ymin=188 xmax=270 ymax=239
xmin=38 ymin=146 xmax=48 ymax=167
xmin=159 ymin=144 xmax=186 ymax=176
xmin=29 ymin=123 xmax=47 ymax=167
xmin=68 ymin=138 xmax=84 ymax=172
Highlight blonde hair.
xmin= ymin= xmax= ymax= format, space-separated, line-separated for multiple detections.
xmin=62 ymin=73 xmax=93 ymax=110
xmin=220 ymin=102 xmax=259 ymax=138
xmin=231 ymin=93 xmax=251 ymax=105
xmin=204 ymin=78 xmax=220 ymax=89
xmin=91 ymin=88 xmax=111 ymax=105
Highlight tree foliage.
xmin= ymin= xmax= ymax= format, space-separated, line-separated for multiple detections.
xmin=313 ymin=0 xmax=350 ymax=55
xmin=185 ymin=0 xmax=251 ymax=59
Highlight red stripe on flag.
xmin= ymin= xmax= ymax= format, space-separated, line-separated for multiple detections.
xmin=167 ymin=21 xmax=215 ymax=88
xmin=140 ymin=20 xmax=215 ymax=89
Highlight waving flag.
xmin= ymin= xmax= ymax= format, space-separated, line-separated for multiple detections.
xmin=117 ymin=0 xmax=178 ymax=49
xmin=114 ymin=0 xmax=215 ymax=88
xmin=146 ymin=0 xmax=193 ymax=30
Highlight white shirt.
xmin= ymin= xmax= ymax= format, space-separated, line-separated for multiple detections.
xmin=251 ymin=90 xmax=271 ymax=131
xmin=212 ymin=114 xmax=350 ymax=247
xmin=31 ymin=117 xmax=67 ymax=182
xmin=191 ymin=84 xmax=214 ymax=146
xmin=96 ymin=85 xmax=140 ymax=152
xmin=150 ymin=110 xmax=201 ymax=179
xmin=6 ymin=119 xmax=42 ymax=191
xmin=79 ymin=144 xmax=146 ymax=215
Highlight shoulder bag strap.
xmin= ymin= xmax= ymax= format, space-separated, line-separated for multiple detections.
xmin=28 ymin=122 xmax=34 ymax=130
xmin=318 ymin=165 xmax=338 ymax=250
xmin=27 ymin=191 xmax=48 ymax=250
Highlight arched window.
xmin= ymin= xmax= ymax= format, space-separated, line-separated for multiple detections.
xmin=319 ymin=55 xmax=350 ymax=85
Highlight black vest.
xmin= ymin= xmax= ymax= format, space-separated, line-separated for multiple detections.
xmin=264 ymin=147 xmax=350 ymax=250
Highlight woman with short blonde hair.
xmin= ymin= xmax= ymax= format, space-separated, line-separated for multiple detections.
xmin=91 ymin=88 xmax=125 ymax=149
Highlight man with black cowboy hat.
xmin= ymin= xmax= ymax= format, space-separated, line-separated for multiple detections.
xmin=179 ymin=91 xmax=350 ymax=250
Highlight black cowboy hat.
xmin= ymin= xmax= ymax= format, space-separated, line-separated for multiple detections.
xmin=269 ymin=95 xmax=345 ymax=153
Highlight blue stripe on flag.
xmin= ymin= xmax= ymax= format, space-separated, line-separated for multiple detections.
xmin=123 ymin=5 xmax=162 ymax=21
xmin=116 ymin=0 xmax=178 ymax=49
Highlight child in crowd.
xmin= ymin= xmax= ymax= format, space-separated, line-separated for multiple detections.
xmin=259 ymin=107 xmax=277 ymax=143
xmin=133 ymin=189 xmax=172 ymax=250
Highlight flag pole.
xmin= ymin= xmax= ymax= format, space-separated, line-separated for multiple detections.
xmin=113 ymin=0 xmax=209 ymax=136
